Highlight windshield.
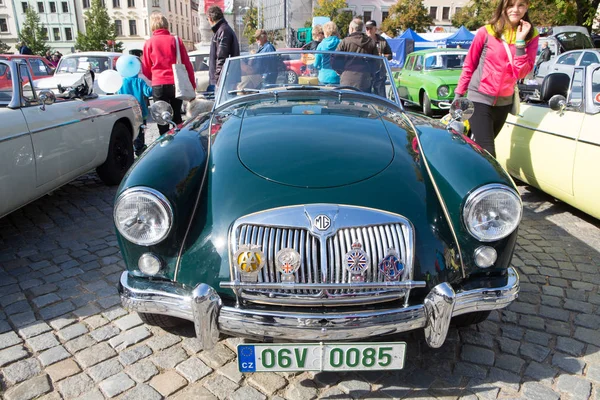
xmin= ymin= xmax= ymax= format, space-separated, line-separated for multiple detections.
xmin=555 ymin=32 xmax=594 ymax=52
xmin=424 ymin=53 xmax=465 ymax=69
xmin=216 ymin=51 xmax=397 ymax=107
xmin=56 ymin=56 xmax=112 ymax=74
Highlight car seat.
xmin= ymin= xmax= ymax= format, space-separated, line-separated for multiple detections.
xmin=540 ymin=72 xmax=570 ymax=102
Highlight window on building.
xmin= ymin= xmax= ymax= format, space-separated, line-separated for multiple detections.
xmin=50 ymin=2 xmax=56 ymax=12
xmin=363 ymin=11 xmax=371 ymax=22
xmin=179 ymin=2 xmax=182 ymax=14
xmin=429 ymin=6 xmax=437 ymax=20
xmin=442 ymin=7 xmax=450 ymax=20
xmin=129 ymin=19 xmax=136 ymax=35
xmin=152 ymin=0 xmax=158 ymax=6
xmin=144 ymin=19 xmax=148 ymax=35
xmin=53 ymin=27 xmax=60 ymax=40
xmin=185 ymin=4 xmax=188 ymax=16
xmin=455 ymin=6 xmax=461 ymax=15
xmin=382 ymin=11 xmax=389 ymax=21
xmin=62 ymin=1 xmax=68 ymax=12
xmin=115 ymin=19 xmax=122 ymax=36
xmin=41 ymin=27 xmax=48 ymax=38
xmin=65 ymin=27 xmax=72 ymax=40
xmin=83 ymin=0 xmax=90 ymax=7
xmin=127 ymin=0 xmax=134 ymax=7
xmin=176 ymin=24 xmax=179 ymax=36
xmin=113 ymin=0 xmax=120 ymax=6
xmin=169 ymin=23 xmax=172 ymax=31
xmin=0 ymin=18 xmax=8 ymax=33
xmin=143 ymin=0 xmax=145 ymax=6
xmin=21 ymin=2 xmax=28 ymax=12
xmin=37 ymin=2 xmax=44 ymax=12
xmin=168 ymin=0 xmax=170 ymax=11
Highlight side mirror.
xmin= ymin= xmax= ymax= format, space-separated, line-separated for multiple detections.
xmin=450 ymin=97 xmax=474 ymax=121
xmin=549 ymin=94 xmax=566 ymax=112
xmin=150 ymin=100 xmax=178 ymax=132
xmin=39 ymin=90 xmax=56 ymax=111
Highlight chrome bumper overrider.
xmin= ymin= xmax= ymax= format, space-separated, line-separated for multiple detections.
xmin=118 ymin=268 xmax=519 ymax=350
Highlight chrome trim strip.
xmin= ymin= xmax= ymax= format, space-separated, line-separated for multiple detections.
xmin=119 ymin=267 xmax=519 ymax=348
xmin=30 ymin=119 xmax=81 ymax=134
xmin=0 ymin=131 xmax=30 ymax=144
xmin=220 ymin=280 xmax=426 ymax=290
xmin=505 ymin=121 xmax=577 ymax=141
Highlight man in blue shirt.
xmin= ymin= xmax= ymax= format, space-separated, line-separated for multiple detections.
xmin=254 ymin=29 xmax=277 ymax=84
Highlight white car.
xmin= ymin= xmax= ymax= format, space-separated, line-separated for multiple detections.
xmin=188 ymin=48 xmax=210 ymax=92
xmin=0 ymin=59 xmax=143 ymax=219
xmin=34 ymin=52 xmax=123 ymax=95
xmin=536 ymin=49 xmax=600 ymax=81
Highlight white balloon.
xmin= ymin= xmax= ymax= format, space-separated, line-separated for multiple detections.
xmin=97 ymin=70 xmax=123 ymax=94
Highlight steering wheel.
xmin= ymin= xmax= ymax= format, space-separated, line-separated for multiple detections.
xmin=331 ymin=85 xmax=362 ymax=92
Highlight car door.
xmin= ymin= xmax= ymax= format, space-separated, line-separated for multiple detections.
xmin=27 ymin=57 xmax=54 ymax=81
xmin=397 ymin=56 xmax=414 ymax=101
xmin=18 ymin=64 xmax=100 ymax=189
xmin=0 ymin=61 xmax=37 ymax=218
xmin=551 ymin=51 xmax=582 ymax=75
xmin=406 ymin=55 xmax=424 ymax=104
xmin=497 ymin=69 xmax=585 ymax=198
xmin=578 ymin=50 xmax=600 ymax=67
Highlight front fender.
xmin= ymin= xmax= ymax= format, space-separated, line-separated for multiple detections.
xmin=115 ymin=116 xmax=211 ymax=280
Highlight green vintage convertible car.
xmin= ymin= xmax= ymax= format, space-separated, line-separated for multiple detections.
xmin=394 ymin=48 xmax=468 ymax=116
xmin=115 ymin=51 xmax=522 ymax=372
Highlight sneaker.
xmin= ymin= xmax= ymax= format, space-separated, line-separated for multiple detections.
xmin=135 ymin=145 xmax=148 ymax=157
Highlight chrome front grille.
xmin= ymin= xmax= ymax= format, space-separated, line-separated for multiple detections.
xmin=227 ymin=205 xmax=417 ymax=306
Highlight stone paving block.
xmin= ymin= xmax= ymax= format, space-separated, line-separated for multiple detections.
xmin=27 ymin=332 xmax=59 ymax=352
xmin=72 ymin=294 xmax=97 ymax=308
xmin=113 ymin=313 xmax=144 ymax=331
xmin=39 ymin=301 xmax=76 ymax=320
xmin=171 ymin=383 xmax=219 ymax=400
xmin=556 ymin=336 xmax=585 ymax=356
xmin=38 ymin=345 xmax=70 ymax=366
xmin=64 ymin=334 xmax=96 ymax=354
xmin=87 ymin=358 xmax=123 ymax=383
xmin=575 ymin=313 xmax=600 ymax=329
xmin=57 ymin=372 xmax=95 ymax=399
xmin=496 ymin=337 xmax=520 ymax=355
xmin=460 ymin=345 xmax=495 ymax=366
xmin=0 ymin=319 xmax=12 ymax=333
xmin=230 ymin=385 xmax=267 ymax=400
xmin=1 ymin=358 xmax=42 ymax=386
xmin=198 ymin=343 xmax=235 ymax=369
xmin=125 ymin=359 xmax=159 ymax=383
xmin=284 ymin=380 xmax=318 ymax=400
xmin=218 ymin=361 xmax=243 ymax=384
xmin=101 ymin=307 xmax=128 ymax=321
xmin=45 ymin=359 xmax=81 ymax=382
xmin=182 ymin=337 xmax=204 ymax=355
xmin=149 ymin=370 xmax=188 ymax=397
xmin=575 ymin=327 xmax=600 ymax=346
xmin=75 ymin=342 xmax=116 ymax=368
xmin=5 ymin=300 xmax=32 ymax=315
xmin=147 ymin=332 xmax=182 ymax=351
xmin=338 ymin=376 xmax=371 ymax=398
xmin=57 ymin=323 xmax=88 ymax=341
xmin=109 ymin=325 xmax=151 ymax=351
xmin=97 ymin=295 xmax=121 ymax=309
xmin=545 ymin=320 xmax=570 ymax=336
xmin=521 ymin=381 xmax=560 ymax=400
xmin=90 ymin=324 xmax=120 ymax=342
xmin=524 ymin=330 xmax=551 ymax=346
xmin=49 ymin=316 xmax=76 ymax=331
xmin=3 ymin=374 xmax=52 ymax=400
xmin=83 ymin=315 xmax=109 ymax=330
xmin=72 ymin=304 xmax=101 ymax=319
xmin=248 ymin=371 xmax=288 ymax=395
xmin=0 ymin=345 xmax=29 ymax=367
xmin=0 ymin=292 xmax=26 ymax=308
xmin=0 ymin=331 xmax=23 ymax=350
xmin=9 ymin=311 xmax=37 ymax=328
xmin=150 ymin=345 xmax=188 ymax=369
xmin=524 ymin=361 xmax=556 ymax=385
xmin=99 ymin=371 xmax=135 ymax=398
xmin=176 ymin=356 xmax=213 ymax=383
xmin=494 ymin=354 xmax=525 ymax=374
xmin=556 ymin=374 xmax=592 ymax=399
xmin=552 ymin=352 xmax=585 ymax=374
xmin=520 ymin=342 xmax=551 ymax=362
xmin=204 ymin=373 xmax=240 ymax=399
xmin=119 ymin=344 xmax=152 ymax=366
xmin=32 ymin=293 xmax=61 ymax=309
xmin=17 ymin=321 xmax=52 ymax=339
xmin=120 ymin=383 xmax=163 ymax=400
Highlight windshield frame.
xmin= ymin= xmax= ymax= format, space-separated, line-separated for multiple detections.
xmin=56 ymin=56 xmax=113 ymax=74
xmin=213 ymin=50 xmax=401 ymax=109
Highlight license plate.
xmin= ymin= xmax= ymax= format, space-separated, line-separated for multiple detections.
xmin=237 ymin=342 xmax=406 ymax=372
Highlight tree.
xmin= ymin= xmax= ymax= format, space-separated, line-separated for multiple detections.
xmin=18 ymin=8 xmax=50 ymax=56
xmin=451 ymin=0 xmax=494 ymax=30
xmin=242 ymin=4 xmax=259 ymax=47
xmin=313 ymin=0 xmax=352 ymax=37
xmin=0 ymin=40 xmax=11 ymax=53
xmin=381 ymin=0 xmax=432 ymax=36
xmin=75 ymin=0 xmax=123 ymax=52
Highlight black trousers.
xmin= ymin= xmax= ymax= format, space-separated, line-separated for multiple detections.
xmin=152 ymin=84 xmax=183 ymax=135
xmin=469 ymin=102 xmax=512 ymax=158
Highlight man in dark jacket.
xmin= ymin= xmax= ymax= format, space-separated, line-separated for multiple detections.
xmin=365 ymin=20 xmax=392 ymax=97
xmin=207 ymin=5 xmax=240 ymax=91
xmin=534 ymin=41 xmax=551 ymax=76
xmin=19 ymin=41 xmax=33 ymax=55
xmin=335 ymin=18 xmax=379 ymax=92
xmin=254 ymin=29 xmax=278 ymax=84
xmin=301 ymin=25 xmax=324 ymax=50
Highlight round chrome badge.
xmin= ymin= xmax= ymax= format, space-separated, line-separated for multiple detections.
xmin=275 ymin=248 xmax=301 ymax=282
xmin=378 ymin=248 xmax=404 ymax=281
xmin=344 ymin=242 xmax=369 ymax=282
xmin=234 ymin=244 xmax=265 ymax=282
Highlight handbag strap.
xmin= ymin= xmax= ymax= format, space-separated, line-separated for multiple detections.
xmin=502 ymin=40 xmax=515 ymax=71
xmin=174 ymin=35 xmax=181 ymax=64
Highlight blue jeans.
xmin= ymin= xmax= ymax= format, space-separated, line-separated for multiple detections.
xmin=134 ymin=119 xmax=147 ymax=152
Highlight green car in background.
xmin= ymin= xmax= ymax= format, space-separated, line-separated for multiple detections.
xmin=393 ymin=49 xmax=468 ymax=116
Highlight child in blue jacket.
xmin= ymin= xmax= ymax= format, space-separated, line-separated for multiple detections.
xmin=118 ymin=76 xmax=153 ymax=156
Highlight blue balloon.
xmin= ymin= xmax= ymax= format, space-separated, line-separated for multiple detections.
xmin=116 ymin=55 xmax=141 ymax=78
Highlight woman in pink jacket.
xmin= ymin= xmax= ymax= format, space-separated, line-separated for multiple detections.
xmin=455 ymin=0 xmax=538 ymax=157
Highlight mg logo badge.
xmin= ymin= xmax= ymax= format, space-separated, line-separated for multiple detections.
xmin=313 ymin=214 xmax=331 ymax=231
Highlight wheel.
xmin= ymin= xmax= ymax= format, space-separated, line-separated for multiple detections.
xmin=286 ymin=70 xmax=298 ymax=84
xmin=422 ymin=91 xmax=432 ymax=116
xmin=139 ymin=312 xmax=185 ymax=328
xmin=96 ymin=122 xmax=134 ymax=186
xmin=451 ymin=311 xmax=491 ymax=327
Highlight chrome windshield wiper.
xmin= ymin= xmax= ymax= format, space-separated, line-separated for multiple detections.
xmin=284 ymin=85 xmax=322 ymax=90
xmin=227 ymin=88 xmax=261 ymax=94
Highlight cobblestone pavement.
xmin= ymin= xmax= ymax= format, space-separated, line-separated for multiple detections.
xmin=1 ymin=122 xmax=600 ymax=400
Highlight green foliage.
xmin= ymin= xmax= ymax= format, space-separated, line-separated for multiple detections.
xmin=381 ymin=0 xmax=432 ymax=36
xmin=313 ymin=0 xmax=352 ymax=37
xmin=18 ymin=8 xmax=50 ymax=56
xmin=334 ymin=11 xmax=353 ymax=37
xmin=75 ymin=0 xmax=123 ymax=52
xmin=451 ymin=0 xmax=494 ymax=30
xmin=304 ymin=20 xmax=312 ymax=28
xmin=242 ymin=4 xmax=259 ymax=47
xmin=0 ymin=40 xmax=12 ymax=53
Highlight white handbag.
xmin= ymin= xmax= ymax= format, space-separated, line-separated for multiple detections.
xmin=172 ymin=35 xmax=196 ymax=101
xmin=502 ymin=40 xmax=520 ymax=116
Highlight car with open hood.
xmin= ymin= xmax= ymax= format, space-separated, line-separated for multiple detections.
xmin=115 ymin=50 xmax=522 ymax=372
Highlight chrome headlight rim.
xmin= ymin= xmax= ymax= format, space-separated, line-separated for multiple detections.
xmin=463 ymin=184 xmax=522 ymax=242
xmin=437 ymin=85 xmax=449 ymax=98
xmin=114 ymin=187 xmax=174 ymax=246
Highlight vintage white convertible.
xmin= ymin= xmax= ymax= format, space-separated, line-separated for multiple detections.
xmin=0 ymin=59 xmax=143 ymax=219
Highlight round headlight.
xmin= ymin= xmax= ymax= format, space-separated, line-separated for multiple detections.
xmin=463 ymin=184 xmax=522 ymax=242
xmin=138 ymin=253 xmax=163 ymax=275
xmin=114 ymin=187 xmax=173 ymax=246
xmin=437 ymin=85 xmax=449 ymax=97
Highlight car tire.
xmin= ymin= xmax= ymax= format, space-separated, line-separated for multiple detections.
xmin=451 ymin=311 xmax=491 ymax=327
xmin=286 ymin=71 xmax=298 ymax=84
xmin=96 ymin=122 xmax=134 ymax=186
xmin=422 ymin=91 xmax=432 ymax=117
xmin=139 ymin=312 xmax=185 ymax=328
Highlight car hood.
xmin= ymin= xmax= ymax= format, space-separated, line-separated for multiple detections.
xmin=238 ymin=102 xmax=394 ymax=188
xmin=34 ymin=73 xmax=105 ymax=94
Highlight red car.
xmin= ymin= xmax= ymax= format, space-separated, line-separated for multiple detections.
xmin=276 ymin=48 xmax=318 ymax=84
xmin=0 ymin=54 xmax=55 ymax=89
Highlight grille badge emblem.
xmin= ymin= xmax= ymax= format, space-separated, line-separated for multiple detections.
xmin=344 ymin=241 xmax=369 ymax=282
xmin=378 ymin=248 xmax=404 ymax=281
xmin=313 ymin=214 xmax=331 ymax=231
xmin=275 ymin=248 xmax=301 ymax=282
xmin=234 ymin=244 xmax=265 ymax=282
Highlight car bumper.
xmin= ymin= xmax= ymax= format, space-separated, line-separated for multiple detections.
xmin=119 ymin=268 xmax=519 ymax=350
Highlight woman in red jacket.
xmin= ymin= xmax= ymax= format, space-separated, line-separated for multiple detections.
xmin=142 ymin=12 xmax=196 ymax=134
xmin=455 ymin=0 xmax=538 ymax=157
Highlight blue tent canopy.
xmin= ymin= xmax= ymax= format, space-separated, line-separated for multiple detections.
xmin=398 ymin=28 xmax=438 ymax=51
xmin=441 ymin=26 xmax=475 ymax=48
xmin=387 ymin=38 xmax=414 ymax=68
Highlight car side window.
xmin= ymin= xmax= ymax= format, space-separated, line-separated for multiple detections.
xmin=19 ymin=63 xmax=37 ymax=103
xmin=568 ymin=68 xmax=584 ymax=108
xmin=404 ymin=57 xmax=414 ymax=71
xmin=579 ymin=51 xmax=600 ymax=67
xmin=0 ymin=62 xmax=13 ymax=105
xmin=28 ymin=58 xmax=52 ymax=76
xmin=557 ymin=52 xmax=581 ymax=65
xmin=414 ymin=56 xmax=423 ymax=71
xmin=592 ymin=69 xmax=600 ymax=106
